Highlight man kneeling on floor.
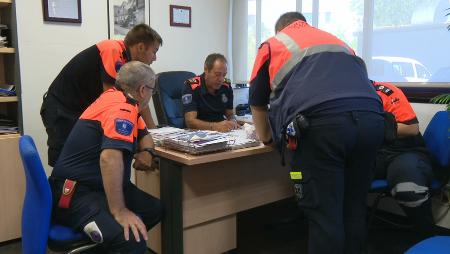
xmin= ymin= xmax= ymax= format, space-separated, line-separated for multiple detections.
xmin=49 ymin=61 xmax=163 ymax=254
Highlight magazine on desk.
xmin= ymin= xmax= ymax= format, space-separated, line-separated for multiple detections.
xmin=148 ymin=126 xmax=261 ymax=155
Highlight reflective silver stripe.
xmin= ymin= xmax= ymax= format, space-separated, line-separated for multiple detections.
xmin=270 ymin=32 xmax=354 ymax=98
xmin=397 ymin=195 xmax=429 ymax=208
xmin=391 ymin=182 xmax=430 ymax=208
xmin=391 ymin=182 xmax=429 ymax=195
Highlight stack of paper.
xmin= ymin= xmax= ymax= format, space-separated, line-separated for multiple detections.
xmin=148 ymin=127 xmax=186 ymax=146
xmin=0 ymin=84 xmax=15 ymax=96
xmin=163 ymin=130 xmax=229 ymax=155
xmin=148 ymin=126 xmax=261 ymax=154
xmin=227 ymin=128 xmax=261 ymax=150
xmin=0 ymin=24 xmax=8 ymax=47
xmin=0 ymin=117 xmax=18 ymax=134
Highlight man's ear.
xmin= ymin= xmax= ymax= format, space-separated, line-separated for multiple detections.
xmin=138 ymin=42 xmax=146 ymax=52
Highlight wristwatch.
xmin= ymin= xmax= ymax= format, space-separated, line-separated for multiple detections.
xmin=141 ymin=147 xmax=159 ymax=158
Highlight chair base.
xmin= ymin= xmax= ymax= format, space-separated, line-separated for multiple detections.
xmin=48 ymin=238 xmax=97 ymax=253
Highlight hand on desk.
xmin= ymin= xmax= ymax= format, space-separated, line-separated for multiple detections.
xmin=213 ymin=120 xmax=240 ymax=132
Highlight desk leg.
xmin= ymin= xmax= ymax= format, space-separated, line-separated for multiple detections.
xmin=160 ymin=159 xmax=183 ymax=254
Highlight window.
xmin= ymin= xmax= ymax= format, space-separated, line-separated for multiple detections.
xmin=261 ymin=0 xmax=296 ymax=42
xmin=368 ymin=0 xmax=450 ymax=83
xmin=248 ymin=0 xmax=257 ymax=79
xmin=318 ymin=0 xmax=363 ymax=55
xmin=240 ymin=0 xmax=450 ymax=85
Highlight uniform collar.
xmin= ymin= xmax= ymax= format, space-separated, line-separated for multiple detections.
xmin=123 ymin=47 xmax=131 ymax=62
xmin=111 ymin=86 xmax=138 ymax=105
xmin=200 ymin=73 xmax=208 ymax=95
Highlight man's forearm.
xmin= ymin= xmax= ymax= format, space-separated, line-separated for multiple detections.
xmin=397 ymin=123 xmax=420 ymax=138
xmin=138 ymin=134 xmax=155 ymax=150
xmin=141 ymin=105 xmax=157 ymax=129
xmin=186 ymin=118 xmax=216 ymax=131
xmin=251 ymin=105 xmax=272 ymax=142
xmin=100 ymin=149 xmax=126 ymax=215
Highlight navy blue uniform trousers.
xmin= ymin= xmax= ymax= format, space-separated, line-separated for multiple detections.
xmin=50 ymin=179 xmax=163 ymax=254
xmin=290 ymin=111 xmax=384 ymax=254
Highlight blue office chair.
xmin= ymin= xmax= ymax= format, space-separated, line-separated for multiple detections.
xmin=153 ymin=71 xmax=196 ymax=128
xmin=405 ymin=236 xmax=450 ymax=253
xmin=368 ymin=110 xmax=450 ymax=228
xmin=19 ymin=135 xmax=97 ymax=254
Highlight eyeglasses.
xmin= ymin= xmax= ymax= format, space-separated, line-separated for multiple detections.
xmin=144 ymin=84 xmax=157 ymax=95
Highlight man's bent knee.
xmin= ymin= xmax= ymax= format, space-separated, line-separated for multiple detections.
xmin=391 ymin=182 xmax=430 ymax=207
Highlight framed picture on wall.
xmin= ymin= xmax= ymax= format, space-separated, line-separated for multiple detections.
xmin=107 ymin=0 xmax=150 ymax=39
xmin=170 ymin=5 xmax=191 ymax=27
xmin=42 ymin=0 xmax=82 ymax=23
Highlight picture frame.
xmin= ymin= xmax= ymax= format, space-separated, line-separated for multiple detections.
xmin=107 ymin=0 xmax=150 ymax=40
xmin=42 ymin=0 xmax=82 ymax=23
xmin=170 ymin=5 xmax=191 ymax=27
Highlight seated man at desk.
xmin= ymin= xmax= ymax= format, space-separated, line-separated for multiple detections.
xmin=373 ymin=80 xmax=436 ymax=239
xmin=182 ymin=53 xmax=239 ymax=132
xmin=49 ymin=61 xmax=162 ymax=254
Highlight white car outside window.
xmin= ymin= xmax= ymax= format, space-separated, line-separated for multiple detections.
xmin=372 ymin=56 xmax=431 ymax=82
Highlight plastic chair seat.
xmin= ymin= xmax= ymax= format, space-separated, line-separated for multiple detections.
xmin=370 ymin=179 xmax=389 ymax=191
xmin=48 ymin=224 xmax=92 ymax=252
xmin=49 ymin=224 xmax=85 ymax=242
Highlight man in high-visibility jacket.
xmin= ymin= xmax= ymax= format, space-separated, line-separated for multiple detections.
xmin=249 ymin=12 xmax=384 ymax=254
xmin=41 ymin=24 xmax=162 ymax=167
xmin=50 ymin=62 xmax=162 ymax=254
xmin=373 ymin=81 xmax=436 ymax=239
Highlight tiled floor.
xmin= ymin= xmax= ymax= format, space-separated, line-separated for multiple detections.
xmin=1 ymin=198 xmax=448 ymax=254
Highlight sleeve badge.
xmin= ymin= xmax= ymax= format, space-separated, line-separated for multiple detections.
xmin=182 ymin=94 xmax=193 ymax=105
xmin=115 ymin=118 xmax=134 ymax=136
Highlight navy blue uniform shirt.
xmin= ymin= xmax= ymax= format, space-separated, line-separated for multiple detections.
xmin=182 ymin=73 xmax=234 ymax=122
xmin=51 ymin=88 xmax=148 ymax=189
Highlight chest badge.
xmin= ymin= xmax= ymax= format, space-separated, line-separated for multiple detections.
xmin=222 ymin=94 xmax=228 ymax=103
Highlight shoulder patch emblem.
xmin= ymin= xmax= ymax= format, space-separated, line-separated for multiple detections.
xmin=222 ymin=93 xmax=228 ymax=103
xmin=115 ymin=118 xmax=134 ymax=136
xmin=182 ymin=94 xmax=193 ymax=105
xmin=375 ymin=85 xmax=393 ymax=96
xmin=186 ymin=78 xmax=199 ymax=84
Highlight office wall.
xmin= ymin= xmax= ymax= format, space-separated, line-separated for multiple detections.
xmin=15 ymin=0 xmax=229 ymax=173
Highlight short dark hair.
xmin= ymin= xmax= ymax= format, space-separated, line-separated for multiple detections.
xmin=275 ymin=12 xmax=307 ymax=32
xmin=204 ymin=53 xmax=227 ymax=70
xmin=124 ymin=24 xmax=163 ymax=47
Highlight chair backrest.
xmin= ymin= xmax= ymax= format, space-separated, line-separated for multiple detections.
xmin=423 ymin=111 xmax=450 ymax=181
xmin=153 ymin=71 xmax=196 ymax=128
xmin=19 ymin=135 xmax=52 ymax=254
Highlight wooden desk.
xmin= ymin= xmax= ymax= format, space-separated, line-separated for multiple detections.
xmin=136 ymin=145 xmax=293 ymax=254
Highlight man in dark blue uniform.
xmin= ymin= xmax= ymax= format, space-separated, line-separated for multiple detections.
xmin=373 ymin=81 xmax=436 ymax=239
xmin=182 ymin=53 xmax=239 ymax=132
xmin=49 ymin=61 xmax=162 ymax=254
xmin=249 ymin=12 xmax=384 ymax=254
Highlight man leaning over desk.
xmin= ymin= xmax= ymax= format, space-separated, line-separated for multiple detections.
xmin=182 ymin=53 xmax=239 ymax=132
